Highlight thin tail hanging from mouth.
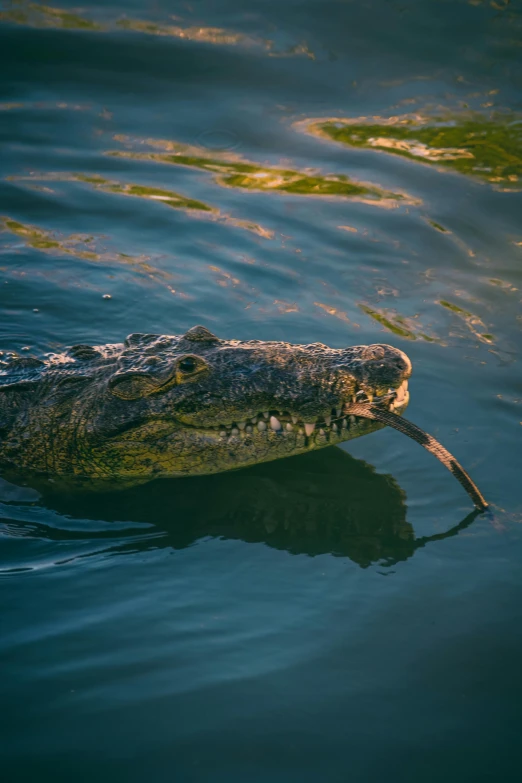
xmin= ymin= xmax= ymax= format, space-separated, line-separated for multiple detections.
xmin=344 ymin=403 xmax=488 ymax=511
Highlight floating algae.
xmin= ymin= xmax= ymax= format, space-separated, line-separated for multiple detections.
xmin=302 ymin=112 xmax=522 ymax=189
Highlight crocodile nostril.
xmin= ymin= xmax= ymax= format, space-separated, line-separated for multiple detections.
xmin=397 ymin=348 xmax=412 ymax=378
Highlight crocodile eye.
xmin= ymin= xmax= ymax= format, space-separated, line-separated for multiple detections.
xmin=178 ymin=356 xmax=198 ymax=373
xmin=174 ymin=354 xmax=207 ymax=382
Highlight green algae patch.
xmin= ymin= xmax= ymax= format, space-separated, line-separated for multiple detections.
xmin=116 ymin=18 xmax=260 ymax=47
xmin=0 ymin=3 xmax=247 ymax=43
xmin=303 ymin=113 xmax=522 ymax=189
xmin=487 ymin=278 xmax=518 ymax=292
xmin=217 ymin=168 xmax=375 ymax=198
xmin=439 ymin=300 xmax=474 ymax=316
xmin=0 ymin=3 xmax=314 ymax=57
xmin=0 ymin=216 xmax=178 ymax=287
xmin=103 ymin=182 xmax=214 ymax=212
xmin=69 ymin=175 xmax=275 ymax=234
xmin=438 ymin=300 xmax=494 ymax=344
xmin=108 ymin=137 xmax=413 ymax=206
xmin=0 ymin=3 xmax=103 ymax=30
xmin=30 ymin=4 xmax=102 ymax=29
xmin=13 ymin=173 xmax=216 ymax=214
xmin=359 ymin=305 xmax=439 ymax=342
xmin=0 ymin=3 xmax=251 ymax=44
xmin=428 ymin=220 xmax=449 ymax=233
xmin=74 ymin=174 xmax=108 ymax=185
xmin=8 ymin=172 xmax=275 ymax=237
xmin=1 ymin=217 xmax=102 ymax=262
xmin=115 ymin=19 xmax=313 ymax=58
xmin=359 ymin=298 xmax=495 ymax=347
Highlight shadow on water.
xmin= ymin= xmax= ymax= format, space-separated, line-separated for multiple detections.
xmin=1 ymin=447 xmax=480 ymax=569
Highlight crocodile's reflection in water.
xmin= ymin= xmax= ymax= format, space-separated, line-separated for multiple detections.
xmin=8 ymin=447 xmax=480 ymax=569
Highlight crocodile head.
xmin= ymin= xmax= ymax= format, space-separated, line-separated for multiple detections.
xmin=0 ymin=326 xmax=411 ymax=481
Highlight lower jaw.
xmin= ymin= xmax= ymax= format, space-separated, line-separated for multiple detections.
xmin=104 ymin=397 xmax=410 ymax=479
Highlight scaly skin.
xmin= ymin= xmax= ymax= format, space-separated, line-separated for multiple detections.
xmin=0 ymin=326 xmax=411 ymax=483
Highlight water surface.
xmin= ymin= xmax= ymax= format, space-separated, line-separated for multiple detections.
xmin=1 ymin=1 xmax=522 ymax=781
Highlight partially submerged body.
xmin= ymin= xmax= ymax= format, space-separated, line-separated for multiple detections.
xmin=0 ymin=326 xmax=486 ymax=508
xmin=0 ymin=326 xmax=411 ymax=478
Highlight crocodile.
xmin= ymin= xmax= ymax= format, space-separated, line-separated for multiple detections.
xmin=0 ymin=325 xmax=487 ymax=508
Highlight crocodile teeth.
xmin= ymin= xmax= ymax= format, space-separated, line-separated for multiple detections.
xmin=270 ymin=415 xmax=282 ymax=431
xmin=209 ymin=389 xmax=402 ymax=439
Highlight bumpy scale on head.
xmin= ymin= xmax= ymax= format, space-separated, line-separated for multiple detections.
xmin=0 ymin=327 xmax=411 ymax=482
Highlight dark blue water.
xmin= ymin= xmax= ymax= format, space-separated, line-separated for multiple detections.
xmin=1 ymin=1 xmax=522 ymax=780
